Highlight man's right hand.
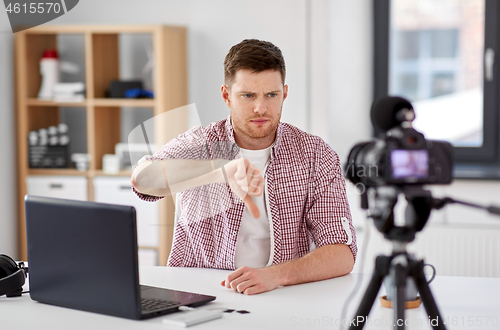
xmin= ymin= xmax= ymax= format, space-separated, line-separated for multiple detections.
xmin=224 ymin=158 xmax=264 ymax=219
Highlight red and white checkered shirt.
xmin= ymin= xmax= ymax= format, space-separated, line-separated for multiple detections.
xmin=134 ymin=117 xmax=357 ymax=269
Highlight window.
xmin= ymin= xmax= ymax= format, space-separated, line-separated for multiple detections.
xmin=374 ymin=0 xmax=500 ymax=178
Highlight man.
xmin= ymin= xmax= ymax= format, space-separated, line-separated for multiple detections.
xmin=132 ymin=39 xmax=357 ymax=295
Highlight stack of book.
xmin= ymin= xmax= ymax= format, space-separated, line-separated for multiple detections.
xmin=53 ymin=82 xmax=85 ymax=102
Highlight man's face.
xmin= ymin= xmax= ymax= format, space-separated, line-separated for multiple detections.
xmin=221 ymin=69 xmax=288 ymax=149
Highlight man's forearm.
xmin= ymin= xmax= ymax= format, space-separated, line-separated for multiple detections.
xmin=133 ymin=157 xmax=265 ymax=219
xmin=269 ymin=244 xmax=354 ymax=286
xmin=168 ymin=168 xmax=225 ymax=194
xmin=222 ymin=243 xmax=355 ymax=295
xmin=131 ymin=159 xmax=226 ymax=197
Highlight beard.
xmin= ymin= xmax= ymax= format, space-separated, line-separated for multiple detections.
xmin=231 ymin=112 xmax=281 ymax=142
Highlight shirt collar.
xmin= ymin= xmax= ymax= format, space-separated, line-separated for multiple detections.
xmin=224 ymin=116 xmax=236 ymax=143
xmin=273 ymin=122 xmax=284 ymax=158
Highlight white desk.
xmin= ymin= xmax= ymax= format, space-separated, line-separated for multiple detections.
xmin=1 ymin=267 xmax=499 ymax=329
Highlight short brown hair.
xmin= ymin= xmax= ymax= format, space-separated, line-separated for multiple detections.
xmin=224 ymin=39 xmax=286 ymax=87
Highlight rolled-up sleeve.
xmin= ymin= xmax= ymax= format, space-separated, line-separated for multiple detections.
xmin=306 ymin=142 xmax=357 ymax=261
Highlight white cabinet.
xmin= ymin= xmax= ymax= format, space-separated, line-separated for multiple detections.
xmin=93 ymin=177 xmax=159 ymax=266
xmin=26 ymin=176 xmax=88 ymax=201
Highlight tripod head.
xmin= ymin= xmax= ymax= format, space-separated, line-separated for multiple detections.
xmin=365 ymin=185 xmax=432 ymax=242
xmin=364 ymin=184 xmax=500 ymax=243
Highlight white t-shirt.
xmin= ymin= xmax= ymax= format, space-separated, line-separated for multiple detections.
xmin=234 ymin=145 xmax=273 ymax=269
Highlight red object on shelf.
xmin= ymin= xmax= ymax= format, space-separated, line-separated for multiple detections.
xmin=42 ymin=49 xmax=59 ymax=59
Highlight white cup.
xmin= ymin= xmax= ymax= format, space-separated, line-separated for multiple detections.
xmin=71 ymin=153 xmax=91 ymax=171
xmin=383 ymin=263 xmax=436 ymax=301
xmin=102 ymin=154 xmax=120 ymax=174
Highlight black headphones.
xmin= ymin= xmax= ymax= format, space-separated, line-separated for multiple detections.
xmin=0 ymin=254 xmax=28 ymax=298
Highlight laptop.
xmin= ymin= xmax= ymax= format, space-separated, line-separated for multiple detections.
xmin=24 ymin=195 xmax=215 ymax=320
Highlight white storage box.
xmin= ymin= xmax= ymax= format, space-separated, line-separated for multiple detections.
xmin=26 ymin=176 xmax=88 ymax=201
xmin=93 ymin=177 xmax=160 ymax=248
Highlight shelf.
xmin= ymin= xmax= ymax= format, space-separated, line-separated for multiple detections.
xmin=26 ymin=98 xmax=156 ymax=107
xmin=20 ymin=25 xmax=162 ymax=34
xmin=27 ymin=98 xmax=87 ymax=107
xmin=93 ymin=98 xmax=155 ymax=107
xmin=28 ymin=169 xmax=133 ymax=178
xmin=93 ymin=170 xmax=133 ymax=177
xmin=16 ymin=24 xmax=188 ymax=266
xmin=28 ymin=169 xmax=87 ymax=176
xmin=138 ymin=246 xmax=160 ymax=251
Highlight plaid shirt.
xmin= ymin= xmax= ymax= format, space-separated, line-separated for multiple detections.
xmin=134 ymin=117 xmax=357 ymax=269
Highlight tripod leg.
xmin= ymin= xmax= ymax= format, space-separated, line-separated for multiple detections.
xmin=393 ymin=263 xmax=407 ymax=330
xmin=349 ymin=256 xmax=390 ymax=330
xmin=411 ymin=260 xmax=446 ymax=330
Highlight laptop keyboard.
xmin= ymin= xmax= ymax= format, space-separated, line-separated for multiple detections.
xmin=141 ymin=298 xmax=181 ymax=313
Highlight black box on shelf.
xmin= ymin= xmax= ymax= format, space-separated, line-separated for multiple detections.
xmin=108 ymin=80 xmax=143 ymax=98
xmin=29 ymin=145 xmax=69 ymax=168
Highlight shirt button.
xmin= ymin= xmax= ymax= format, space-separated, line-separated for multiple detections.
xmin=232 ymin=231 xmax=237 ymax=237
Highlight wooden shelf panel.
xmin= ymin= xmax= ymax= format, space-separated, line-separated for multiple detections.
xmin=93 ymin=98 xmax=155 ymax=107
xmin=27 ymin=106 xmax=60 ymax=132
xmin=27 ymin=98 xmax=87 ymax=107
xmin=92 ymin=106 xmax=121 ymax=171
xmin=25 ymin=34 xmax=58 ymax=98
xmin=21 ymin=25 xmax=162 ymax=34
xmin=138 ymin=246 xmax=160 ymax=251
xmin=26 ymin=98 xmax=156 ymax=107
xmin=28 ymin=169 xmax=134 ymax=180
xmin=92 ymin=170 xmax=133 ymax=177
xmin=92 ymin=34 xmax=119 ymax=98
xmin=28 ymin=169 xmax=87 ymax=176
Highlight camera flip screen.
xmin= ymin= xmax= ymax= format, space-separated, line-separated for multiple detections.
xmin=391 ymin=149 xmax=429 ymax=179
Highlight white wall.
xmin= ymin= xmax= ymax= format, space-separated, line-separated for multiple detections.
xmin=327 ymin=0 xmax=373 ymax=161
xmin=0 ymin=30 xmax=17 ymax=258
xmin=1 ymin=0 xmax=16 ymax=256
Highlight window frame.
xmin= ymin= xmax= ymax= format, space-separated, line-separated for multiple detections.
xmin=373 ymin=0 xmax=500 ymax=179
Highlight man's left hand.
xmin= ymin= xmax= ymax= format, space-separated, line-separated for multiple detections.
xmin=220 ymin=266 xmax=281 ymax=295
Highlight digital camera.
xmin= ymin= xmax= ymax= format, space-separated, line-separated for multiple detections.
xmin=345 ymin=96 xmax=453 ymax=187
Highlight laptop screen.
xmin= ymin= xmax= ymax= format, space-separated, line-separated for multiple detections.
xmin=25 ymin=195 xmax=142 ymax=319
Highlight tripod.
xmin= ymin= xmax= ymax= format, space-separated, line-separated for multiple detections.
xmin=349 ymin=186 xmax=446 ymax=330
xmin=350 ymin=244 xmax=445 ymax=329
